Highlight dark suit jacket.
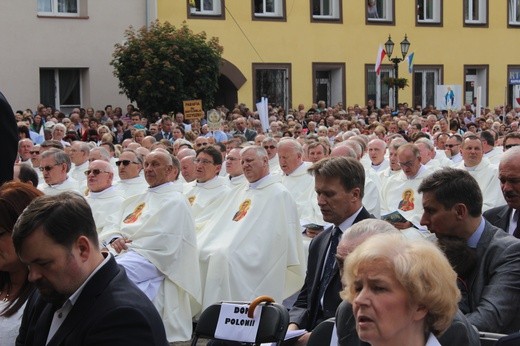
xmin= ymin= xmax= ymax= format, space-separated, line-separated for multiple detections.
xmin=154 ymin=131 xmax=172 ymax=141
xmin=288 ymin=208 xmax=373 ymax=331
xmin=483 ymin=205 xmax=513 ymax=234
xmin=0 ymin=91 xmax=17 ymax=185
xmin=465 ymin=220 xmax=520 ymax=333
xmin=335 ymin=300 xmax=480 ymax=346
xmin=234 ymin=128 xmax=257 ymax=142
xmin=16 ymin=255 xmax=168 ymax=346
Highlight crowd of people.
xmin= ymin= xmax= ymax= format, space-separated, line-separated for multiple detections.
xmin=2 ymin=96 xmax=520 ymax=345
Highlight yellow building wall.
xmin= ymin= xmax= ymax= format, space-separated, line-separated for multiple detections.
xmin=158 ymin=0 xmax=520 ymax=108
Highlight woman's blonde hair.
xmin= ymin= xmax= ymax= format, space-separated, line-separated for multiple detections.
xmin=340 ymin=233 xmax=460 ymax=336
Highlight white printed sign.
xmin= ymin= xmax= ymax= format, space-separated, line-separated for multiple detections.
xmin=214 ymin=303 xmax=262 ymax=342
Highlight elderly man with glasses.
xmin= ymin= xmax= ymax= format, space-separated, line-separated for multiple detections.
xmin=100 ymin=150 xmax=201 ymax=343
xmin=85 ymin=160 xmax=124 ymax=233
xmin=114 ymin=148 xmax=148 ymax=199
xmin=380 ymin=143 xmax=433 ymax=236
xmin=37 ymin=148 xmax=80 ymax=195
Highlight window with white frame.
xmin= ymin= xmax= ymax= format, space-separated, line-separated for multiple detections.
xmin=366 ymin=65 xmax=392 ymax=109
xmin=189 ymin=0 xmax=223 ymax=16
xmin=313 ymin=63 xmax=345 ymax=109
xmin=40 ymin=68 xmax=82 ymax=110
xmin=367 ymin=0 xmax=393 ymax=22
xmin=413 ymin=68 xmax=441 ymax=109
xmin=254 ymin=0 xmax=284 ymax=17
xmin=417 ymin=0 xmax=441 ymax=24
xmin=509 ymin=0 xmax=520 ymax=25
xmin=312 ymin=0 xmax=341 ymax=20
xmin=464 ymin=0 xmax=487 ymax=24
xmin=253 ymin=64 xmax=291 ymax=112
xmin=38 ymin=0 xmax=79 ymax=16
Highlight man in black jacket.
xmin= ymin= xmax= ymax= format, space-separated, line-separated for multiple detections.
xmin=288 ymin=157 xmax=373 ymax=345
xmin=13 ymin=192 xmax=168 ymax=346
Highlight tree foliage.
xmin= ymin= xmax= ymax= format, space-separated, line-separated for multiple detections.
xmin=111 ymin=21 xmax=223 ymax=116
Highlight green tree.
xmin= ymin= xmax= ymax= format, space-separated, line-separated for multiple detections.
xmin=111 ymin=21 xmax=223 ymax=116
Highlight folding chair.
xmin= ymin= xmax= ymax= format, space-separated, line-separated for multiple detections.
xmin=496 ymin=331 xmax=520 ymax=346
xmin=306 ymin=318 xmax=336 ymax=346
xmin=479 ymin=332 xmax=507 ymax=346
xmin=191 ymin=296 xmax=289 ymax=346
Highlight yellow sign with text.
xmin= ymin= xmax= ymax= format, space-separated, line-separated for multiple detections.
xmin=183 ymin=100 xmax=204 ymax=120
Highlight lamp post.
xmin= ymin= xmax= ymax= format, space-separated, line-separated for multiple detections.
xmin=384 ymin=34 xmax=410 ymax=110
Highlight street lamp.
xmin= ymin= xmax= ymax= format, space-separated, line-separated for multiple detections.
xmin=384 ymin=34 xmax=410 ymax=109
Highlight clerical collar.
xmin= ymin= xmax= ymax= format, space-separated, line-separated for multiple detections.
xmin=196 ymin=175 xmax=219 ymax=187
xmin=467 ymin=217 xmax=486 ymax=249
xmin=148 ymin=181 xmax=173 ymax=191
xmin=406 ymin=165 xmax=427 ymax=180
xmin=88 ymin=185 xmax=116 ymax=198
xmin=248 ymin=174 xmax=271 ymax=190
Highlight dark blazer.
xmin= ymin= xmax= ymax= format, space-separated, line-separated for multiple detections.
xmin=16 ymin=255 xmax=168 ymax=346
xmin=234 ymin=128 xmax=257 ymax=142
xmin=335 ymin=300 xmax=481 ymax=346
xmin=465 ymin=220 xmax=520 ymax=333
xmin=154 ymin=132 xmax=172 ymax=142
xmin=483 ymin=205 xmax=513 ymax=234
xmin=0 ymin=91 xmax=17 ymax=185
xmin=288 ymin=208 xmax=373 ymax=331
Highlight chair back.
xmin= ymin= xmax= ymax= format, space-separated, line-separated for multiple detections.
xmin=307 ymin=318 xmax=336 ymax=346
xmin=191 ymin=298 xmax=289 ymax=346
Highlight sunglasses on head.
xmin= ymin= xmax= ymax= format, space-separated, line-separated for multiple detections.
xmin=116 ymin=160 xmax=138 ymax=167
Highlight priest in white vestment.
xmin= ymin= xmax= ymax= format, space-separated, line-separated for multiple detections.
xmin=262 ymin=137 xmax=282 ymax=177
xmin=454 ymin=135 xmax=505 ymax=211
xmin=380 ymin=144 xmax=432 ymax=232
xmin=68 ymin=141 xmax=90 ymax=187
xmin=100 ymin=150 xmax=201 ymax=343
xmin=225 ymin=147 xmax=248 ymax=190
xmin=37 ymin=148 xmax=80 ymax=195
xmin=279 ymin=139 xmax=324 ymax=227
xmin=184 ymin=146 xmax=230 ymax=221
xmin=85 ymin=160 xmax=124 ymax=234
xmin=113 ymin=149 xmax=148 ymax=199
xmin=197 ymin=146 xmax=306 ymax=309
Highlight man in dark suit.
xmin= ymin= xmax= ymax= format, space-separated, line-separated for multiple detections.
xmin=419 ymin=167 xmax=520 ymax=334
xmin=13 ymin=192 xmax=168 ymax=346
xmin=233 ymin=117 xmax=257 ymax=141
xmin=484 ymin=146 xmax=520 ymax=237
xmin=288 ymin=157 xmax=373 ymax=345
xmin=0 ymin=90 xmax=18 ymax=185
xmin=154 ymin=116 xmax=173 ymax=141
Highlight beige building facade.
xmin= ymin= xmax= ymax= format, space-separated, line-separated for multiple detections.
xmin=0 ymin=0 xmax=156 ymax=112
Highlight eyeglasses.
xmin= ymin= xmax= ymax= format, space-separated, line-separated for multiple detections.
xmin=39 ymin=164 xmax=60 ymax=172
xmin=444 ymin=144 xmax=460 ymax=148
xmin=116 ymin=160 xmax=139 ymax=167
xmin=263 ymin=145 xmax=276 ymax=150
xmin=84 ymin=169 xmax=110 ymax=176
xmin=195 ymin=143 xmax=209 ymax=147
xmin=194 ymin=158 xmax=214 ymax=165
xmin=504 ymin=144 xmax=520 ymax=150
xmin=398 ymin=160 xmax=416 ymax=168
xmin=30 ymin=151 xmax=40 ymax=154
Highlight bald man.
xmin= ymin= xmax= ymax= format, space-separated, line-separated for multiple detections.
xmin=100 ymin=150 xmax=201 ymax=342
xmin=85 ymin=160 xmax=124 ymax=233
